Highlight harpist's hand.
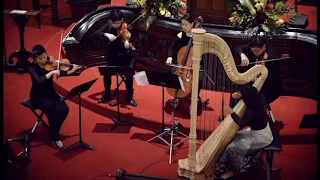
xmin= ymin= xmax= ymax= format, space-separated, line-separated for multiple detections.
xmin=166 ymin=57 xmax=173 ymax=64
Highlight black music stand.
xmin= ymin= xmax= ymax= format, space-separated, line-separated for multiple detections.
xmin=142 ymin=71 xmax=183 ymax=132
xmin=140 ymin=70 xmax=189 ymax=164
xmin=98 ymin=66 xmax=135 ymax=131
xmin=60 ymin=78 xmax=98 ymax=151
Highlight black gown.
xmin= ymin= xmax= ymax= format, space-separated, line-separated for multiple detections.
xmin=28 ymin=63 xmax=69 ymax=141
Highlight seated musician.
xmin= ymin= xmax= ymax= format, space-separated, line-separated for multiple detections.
xmin=94 ymin=9 xmax=137 ymax=107
xmin=215 ymin=85 xmax=273 ymax=180
xmin=235 ymin=35 xmax=283 ymax=105
xmin=166 ymin=13 xmax=204 ymax=101
xmin=28 ymin=45 xmax=82 ymax=150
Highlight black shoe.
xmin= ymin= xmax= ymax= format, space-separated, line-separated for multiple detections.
xmin=108 ymin=100 xmax=119 ymax=106
xmin=127 ymin=99 xmax=137 ymax=107
xmin=51 ymin=141 xmax=66 ymax=150
xmin=98 ymin=96 xmax=112 ymax=104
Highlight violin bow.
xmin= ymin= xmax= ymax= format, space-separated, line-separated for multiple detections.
xmin=237 ymin=56 xmax=292 ymax=66
xmin=114 ymin=11 xmax=147 ymax=39
xmin=127 ymin=11 xmax=147 ymax=28
xmin=57 ymin=33 xmax=63 ymax=79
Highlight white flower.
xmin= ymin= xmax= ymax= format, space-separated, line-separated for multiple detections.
xmin=229 ymin=17 xmax=236 ymax=22
xmin=259 ymin=2 xmax=265 ymax=8
xmin=160 ymin=10 xmax=166 ymax=15
xmin=275 ymin=18 xmax=285 ymax=26
xmin=255 ymin=3 xmax=262 ymax=11
xmin=278 ymin=18 xmax=284 ymax=24
xmin=165 ymin=10 xmax=171 ymax=17
xmin=178 ymin=0 xmax=187 ymax=8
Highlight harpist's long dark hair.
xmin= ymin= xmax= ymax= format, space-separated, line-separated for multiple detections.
xmin=239 ymin=85 xmax=265 ymax=112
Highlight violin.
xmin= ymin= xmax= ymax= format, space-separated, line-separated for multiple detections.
xmin=257 ymin=51 xmax=268 ymax=65
xmin=43 ymin=56 xmax=82 ymax=72
xmin=117 ymin=22 xmax=136 ymax=50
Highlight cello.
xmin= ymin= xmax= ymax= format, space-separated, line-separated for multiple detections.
xmin=167 ymin=16 xmax=203 ymax=98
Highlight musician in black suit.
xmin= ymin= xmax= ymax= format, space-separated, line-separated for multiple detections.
xmin=94 ymin=9 xmax=137 ymax=107
xmin=234 ymin=35 xmax=283 ymax=105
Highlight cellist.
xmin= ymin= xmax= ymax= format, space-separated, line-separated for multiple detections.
xmin=234 ymin=35 xmax=283 ymax=105
xmin=165 ymin=13 xmax=204 ymax=102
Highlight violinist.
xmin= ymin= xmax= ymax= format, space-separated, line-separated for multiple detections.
xmin=166 ymin=13 xmax=204 ymax=101
xmin=234 ymin=35 xmax=283 ymax=105
xmin=28 ymin=45 xmax=81 ymax=150
xmin=94 ymin=9 xmax=137 ymax=107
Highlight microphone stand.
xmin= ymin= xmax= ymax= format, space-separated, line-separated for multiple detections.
xmin=218 ymin=71 xmax=226 ymax=121
xmin=106 ymin=169 xmax=177 ymax=180
xmin=4 ymin=130 xmax=31 ymax=180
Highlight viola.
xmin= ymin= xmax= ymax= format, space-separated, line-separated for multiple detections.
xmin=43 ymin=56 xmax=83 ymax=72
xmin=117 ymin=22 xmax=136 ymax=50
xmin=257 ymin=51 xmax=268 ymax=65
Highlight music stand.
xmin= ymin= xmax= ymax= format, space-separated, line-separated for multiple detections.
xmin=98 ymin=66 xmax=135 ymax=131
xmin=138 ymin=70 xmax=190 ymax=164
xmin=60 ymin=78 xmax=98 ymax=151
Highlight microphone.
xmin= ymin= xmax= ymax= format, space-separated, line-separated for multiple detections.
xmin=107 ymin=168 xmax=176 ymax=180
xmin=173 ymin=119 xmax=184 ymax=130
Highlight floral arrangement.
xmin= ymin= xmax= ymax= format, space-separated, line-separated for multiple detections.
xmin=229 ymin=0 xmax=297 ymax=34
xmin=129 ymin=0 xmax=187 ymax=30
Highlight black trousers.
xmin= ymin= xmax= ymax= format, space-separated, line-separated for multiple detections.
xmin=103 ymin=74 xmax=134 ymax=101
xmin=31 ymin=95 xmax=69 ymax=141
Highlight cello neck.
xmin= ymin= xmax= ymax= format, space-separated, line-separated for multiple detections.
xmin=180 ymin=38 xmax=193 ymax=65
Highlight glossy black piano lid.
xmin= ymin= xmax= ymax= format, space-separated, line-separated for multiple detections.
xmin=62 ymin=6 xmax=317 ymax=100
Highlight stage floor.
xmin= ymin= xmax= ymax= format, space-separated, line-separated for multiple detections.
xmin=53 ymin=66 xmax=317 ymax=138
xmin=47 ymin=23 xmax=316 ymax=140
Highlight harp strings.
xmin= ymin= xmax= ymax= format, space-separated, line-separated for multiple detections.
xmin=197 ymin=39 xmax=237 ymax=143
xmin=198 ymin=41 xmax=221 ymax=143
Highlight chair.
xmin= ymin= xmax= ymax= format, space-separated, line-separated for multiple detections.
xmin=264 ymin=105 xmax=283 ymax=180
xmin=20 ymin=99 xmax=48 ymax=134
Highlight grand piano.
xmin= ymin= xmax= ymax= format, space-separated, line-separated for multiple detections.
xmin=62 ymin=6 xmax=317 ymax=100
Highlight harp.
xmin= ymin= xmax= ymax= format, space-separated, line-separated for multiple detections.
xmin=177 ymin=28 xmax=269 ymax=179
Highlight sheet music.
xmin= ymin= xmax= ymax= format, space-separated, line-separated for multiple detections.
xmin=133 ymin=71 xmax=149 ymax=86
xmin=10 ymin=10 xmax=27 ymax=14
xmin=178 ymin=77 xmax=185 ymax=92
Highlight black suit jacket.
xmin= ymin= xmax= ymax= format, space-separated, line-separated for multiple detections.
xmin=93 ymin=20 xmax=136 ymax=67
xmin=234 ymin=44 xmax=283 ymax=104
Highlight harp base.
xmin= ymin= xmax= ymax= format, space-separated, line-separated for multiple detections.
xmin=178 ymin=159 xmax=214 ymax=180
